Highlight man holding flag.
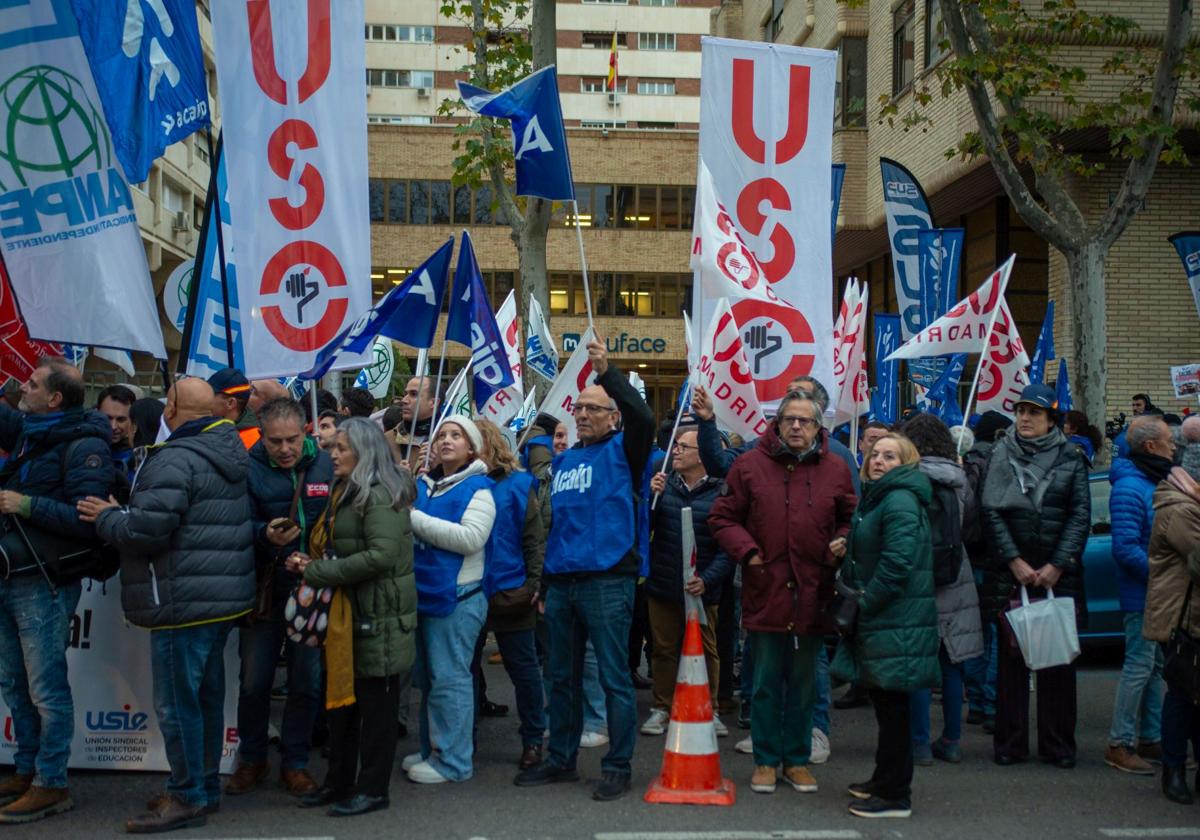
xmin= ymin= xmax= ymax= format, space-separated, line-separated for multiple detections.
xmin=514 ymin=335 xmax=654 ymax=802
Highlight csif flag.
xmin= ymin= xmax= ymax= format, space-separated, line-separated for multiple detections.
xmin=910 ymin=227 xmax=964 ymax=391
xmin=880 ymin=158 xmax=934 ymax=339
xmin=924 ymin=353 xmax=967 ymax=427
xmin=1055 ymin=358 xmax=1073 ymax=413
xmin=447 ymin=232 xmax=515 ymax=411
xmin=458 ymin=66 xmax=574 ymax=201
xmin=872 ymin=313 xmax=902 ymax=425
xmin=1029 ymin=300 xmax=1056 ymax=385
xmin=301 ymin=238 xmax=453 ymax=380
xmin=1168 ymin=232 xmax=1200 ymax=321
xmin=525 ymin=295 xmax=559 ymax=382
xmin=70 ymin=0 xmax=210 ymax=184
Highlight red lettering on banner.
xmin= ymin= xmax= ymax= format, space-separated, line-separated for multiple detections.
xmin=576 ymin=360 xmax=595 ymax=392
xmin=730 ymin=395 xmax=748 ymax=415
xmin=929 ymin=327 xmax=942 ymax=343
xmin=711 ymin=312 xmax=753 ymax=385
xmin=714 ymin=382 xmax=733 ymax=400
xmin=247 ymin=0 xmax=331 ymax=105
xmin=267 ymin=120 xmax=325 ymax=230
xmin=736 ymin=178 xmax=794 ymax=283
xmin=730 ymin=60 xmax=811 ymax=165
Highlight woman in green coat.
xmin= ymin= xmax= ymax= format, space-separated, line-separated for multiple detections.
xmin=289 ymin=417 xmax=418 ymax=817
xmin=832 ymin=433 xmax=940 ymax=820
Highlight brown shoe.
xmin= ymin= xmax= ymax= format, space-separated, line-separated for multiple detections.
xmin=750 ymin=766 xmax=777 ymax=794
xmin=125 ymin=794 xmax=206 ymax=834
xmin=519 ymin=744 xmax=543 ymax=770
xmin=0 ymin=786 xmax=73 ymax=824
xmin=0 ymin=773 xmax=32 ymax=807
xmin=1105 ymin=744 xmax=1155 ymax=775
xmin=1136 ymin=742 xmax=1163 ymax=764
xmin=223 ymin=760 xmax=269 ymax=795
xmin=783 ymin=765 xmax=818 ymax=793
xmin=280 ymin=767 xmax=319 ymax=797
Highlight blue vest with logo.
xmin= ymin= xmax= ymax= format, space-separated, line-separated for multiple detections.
xmin=484 ymin=470 xmax=536 ymax=598
xmin=545 ymin=432 xmax=636 ymax=575
xmin=414 ymin=472 xmax=493 ymax=617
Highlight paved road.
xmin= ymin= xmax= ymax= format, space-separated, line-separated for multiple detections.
xmin=15 ymin=651 xmax=1200 ymax=839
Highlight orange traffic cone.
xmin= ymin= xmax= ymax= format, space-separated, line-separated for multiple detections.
xmin=643 ymin=609 xmax=735 ymax=806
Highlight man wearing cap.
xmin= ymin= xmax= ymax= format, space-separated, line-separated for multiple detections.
xmin=981 ymin=383 xmax=1090 ymax=768
xmin=208 ymin=368 xmax=260 ymax=450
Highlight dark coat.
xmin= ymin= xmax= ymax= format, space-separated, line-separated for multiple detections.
xmin=97 ymin=419 xmax=255 ymax=629
xmin=0 ymin=406 xmax=113 ymax=542
xmin=647 ymin=472 xmax=732 ymax=605
xmin=304 ymin=482 xmax=417 ymax=678
xmin=980 ymin=433 xmax=1091 ymax=619
xmin=247 ymin=437 xmax=334 ymax=582
xmin=831 ymin=464 xmax=940 ymax=692
xmin=708 ymin=426 xmax=857 ymax=634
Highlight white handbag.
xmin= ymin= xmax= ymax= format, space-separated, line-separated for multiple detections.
xmin=1005 ymin=585 xmax=1081 ymax=671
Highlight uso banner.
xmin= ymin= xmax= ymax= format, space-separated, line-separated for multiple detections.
xmin=0 ymin=0 xmax=165 ymax=357
xmin=212 ymin=0 xmax=371 ymax=378
xmin=697 ymin=37 xmax=836 ymax=407
xmin=0 ymin=579 xmax=238 ymax=773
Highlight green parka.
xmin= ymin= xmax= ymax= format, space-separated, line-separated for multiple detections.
xmin=303 ymin=481 xmax=417 ymax=679
xmin=831 ymin=464 xmax=940 ymax=692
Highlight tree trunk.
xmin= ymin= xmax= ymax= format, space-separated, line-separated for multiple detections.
xmin=518 ymin=197 xmax=552 ymax=401
xmin=1066 ymin=240 xmax=1108 ymax=433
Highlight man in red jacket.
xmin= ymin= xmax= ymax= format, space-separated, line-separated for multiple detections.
xmin=709 ymin=391 xmax=856 ymax=797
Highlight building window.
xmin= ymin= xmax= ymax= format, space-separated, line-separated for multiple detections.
xmin=638 ymin=121 xmax=677 ymax=130
xmin=583 ymin=0 xmax=628 ymax=4
xmin=637 ymin=79 xmax=675 ymax=96
xmin=582 ymin=77 xmax=627 ymax=93
xmin=835 ymin=37 xmax=867 ymax=128
xmin=892 ymin=0 xmax=916 ymax=94
xmin=365 ymin=24 xmax=434 ymax=42
xmin=767 ymin=0 xmax=786 ymax=42
xmin=638 ymin=32 xmax=676 ymax=51
xmin=369 ymin=114 xmax=433 ymax=125
xmin=162 ymin=180 xmax=187 ymax=213
xmin=546 ymin=273 xmax=692 ymax=317
xmin=580 ymin=120 xmax=628 ymax=129
xmin=642 ymin=0 xmax=676 ymax=6
xmin=925 ymin=0 xmax=948 ymax=67
xmin=583 ymin=31 xmax=624 ymax=48
xmin=387 ymin=181 xmax=407 ymax=223
xmin=366 ymin=68 xmax=434 ymax=89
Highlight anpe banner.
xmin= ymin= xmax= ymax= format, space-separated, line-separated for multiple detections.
xmin=1169 ymin=232 xmax=1200 ymax=321
xmin=0 ymin=0 xmax=165 ymax=357
xmin=694 ymin=298 xmax=770 ymax=441
xmin=70 ymin=0 xmax=211 ymax=184
xmin=0 ymin=578 xmax=239 ymax=773
xmin=697 ymin=37 xmax=836 ymax=406
xmin=212 ymin=0 xmax=371 ymax=378
xmin=479 ymin=290 xmax=523 ymax=427
xmin=880 ymin=158 xmax=934 ymax=339
xmin=872 ymin=312 xmax=901 ymax=425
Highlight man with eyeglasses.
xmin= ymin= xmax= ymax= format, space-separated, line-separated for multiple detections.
xmin=515 ymin=335 xmax=654 ymax=802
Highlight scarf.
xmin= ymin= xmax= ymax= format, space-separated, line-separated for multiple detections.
xmin=1130 ymin=451 xmax=1174 ymax=485
xmin=309 ymin=484 xmax=355 ymax=710
xmin=1167 ymin=465 xmax=1200 ymax=502
xmin=986 ymin=427 xmax=1066 ymax=512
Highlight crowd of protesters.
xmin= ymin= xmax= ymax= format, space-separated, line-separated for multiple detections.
xmin=0 ymin=345 xmax=1197 ymax=830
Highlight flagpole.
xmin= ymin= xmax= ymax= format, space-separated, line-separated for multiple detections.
xmin=651 ymin=379 xmax=692 ymax=511
xmin=404 ymin=347 xmax=432 ymax=466
xmin=571 ymin=200 xmax=595 ymax=330
xmin=957 ymin=269 xmax=1015 ymax=456
xmin=850 ymin=409 xmax=859 ymax=464
xmin=422 ymin=338 xmax=451 ymax=469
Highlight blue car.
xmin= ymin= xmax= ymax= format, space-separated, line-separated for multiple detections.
xmin=1081 ymin=471 xmax=1121 ymax=642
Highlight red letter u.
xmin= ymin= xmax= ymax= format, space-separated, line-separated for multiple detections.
xmin=247 ymin=0 xmax=331 ymax=105
xmin=731 ymin=59 xmax=811 ymax=165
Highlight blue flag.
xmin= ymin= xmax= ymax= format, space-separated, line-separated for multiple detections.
xmin=1169 ymin=232 xmax=1200 ymax=320
xmin=301 ymin=238 xmax=454 ymax=380
xmin=1055 ymin=358 xmax=1073 ymax=414
xmin=1029 ymin=301 xmax=1056 ymax=385
xmin=910 ymin=228 xmax=965 ymax=391
xmin=70 ymin=0 xmax=210 ymax=184
xmin=831 ymin=164 xmax=846 ymax=248
xmin=924 ymin=354 xmax=967 ymax=427
xmin=880 ymin=158 xmax=934 ymax=338
xmin=447 ymin=233 xmax=515 ymax=410
xmin=872 ymin=313 xmax=902 ymax=425
xmin=458 ymin=67 xmax=574 ymax=201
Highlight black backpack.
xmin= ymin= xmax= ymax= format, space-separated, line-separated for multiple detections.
xmin=928 ymin=479 xmax=963 ymax=587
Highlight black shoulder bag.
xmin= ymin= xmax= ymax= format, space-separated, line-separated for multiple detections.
xmin=1164 ymin=582 xmax=1200 ymax=705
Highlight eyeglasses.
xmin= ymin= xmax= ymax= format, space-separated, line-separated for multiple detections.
xmin=672 ymin=442 xmax=697 ymax=452
xmin=572 ymin=403 xmax=615 ymax=415
xmin=778 ymin=415 xmax=819 ymax=429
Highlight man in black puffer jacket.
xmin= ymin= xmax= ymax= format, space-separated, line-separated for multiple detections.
xmin=0 ymin=358 xmax=112 ymax=825
xmin=641 ymin=428 xmax=733 ymax=738
xmin=81 ymin=377 xmax=254 ymax=834
xmin=227 ymin=398 xmax=333 ymax=799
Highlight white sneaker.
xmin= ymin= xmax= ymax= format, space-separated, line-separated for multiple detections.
xmin=407 ymin=759 xmax=450 ymax=784
xmin=580 ymin=730 xmax=609 ymax=748
xmin=810 ymin=727 xmax=831 ymax=764
xmin=736 ymin=735 xmax=754 ymax=754
xmin=401 ymin=752 xmax=424 ymax=771
xmin=714 ymin=715 xmax=729 ymax=737
xmin=641 ymin=708 xmax=670 ymax=736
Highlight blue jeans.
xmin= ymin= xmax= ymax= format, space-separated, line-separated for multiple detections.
xmin=544 ymin=575 xmax=636 ymax=775
xmin=911 ymin=646 xmax=966 ymax=745
xmin=583 ymin=641 xmax=607 ymax=733
xmin=1108 ymin=611 xmax=1164 ymax=747
xmin=495 ymin=628 xmax=547 ymax=748
xmin=965 ymin=618 xmax=998 ymax=717
xmin=150 ymin=621 xmax=234 ymax=807
xmin=814 ymin=645 xmax=831 ymax=735
xmin=0 ymin=576 xmax=78 ymax=789
xmin=415 ymin=587 xmax=487 ymax=781
xmin=235 ymin=586 xmax=322 ymax=768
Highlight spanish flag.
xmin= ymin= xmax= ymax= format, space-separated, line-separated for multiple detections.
xmin=606 ymin=31 xmax=618 ymax=92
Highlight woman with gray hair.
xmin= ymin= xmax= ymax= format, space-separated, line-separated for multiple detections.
xmin=288 ymin=416 xmax=418 ymax=817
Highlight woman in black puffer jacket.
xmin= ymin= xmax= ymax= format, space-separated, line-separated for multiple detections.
xmin=981 ymin=385 xmax=1090 ymax=769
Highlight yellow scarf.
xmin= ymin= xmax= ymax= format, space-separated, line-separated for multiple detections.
xmin=310 ymin=485 xmax=355 ymax=710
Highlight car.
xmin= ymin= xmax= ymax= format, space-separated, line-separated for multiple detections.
xmin=1081 ymin=470 xmax=1121 ymax=643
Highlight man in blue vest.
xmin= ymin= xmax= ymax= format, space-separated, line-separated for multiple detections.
xmin=514 ymin=335 xmax=655 ymax=801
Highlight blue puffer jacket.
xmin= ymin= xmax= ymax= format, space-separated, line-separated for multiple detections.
xmin=1109 ymin=457 xmax=1157 ymax=612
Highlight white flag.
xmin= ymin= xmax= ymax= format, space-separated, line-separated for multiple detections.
xmin=540 ymin=327 xmax=598 ymax=445
xmin=439 ymin=363 xmax=473 ymax=421
xmin=526 ymin=295 xmax=559 ymax=382
xmin=683 ymin=311 xmax=699 ymax=376
xmin=974 ymin=301 xmax=1032 ymax=416
xmin=833 ymin=280 xmax=870 ymax=423
xmin=480 ymin=290 xmax=523 ymax=426
xmin=690 ymin=160 xmax=790 ymax=307
xmin=694 ymin=299 xmax=770 ymax=440
xmin=510 ymin=389 xmax=538 ymax=432
xmin=887 ymin=255 xmax=1016 ymax=361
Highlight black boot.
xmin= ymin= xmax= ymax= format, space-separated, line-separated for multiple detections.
xmin=1162 ymin=765 xmax=1194 ymax=805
